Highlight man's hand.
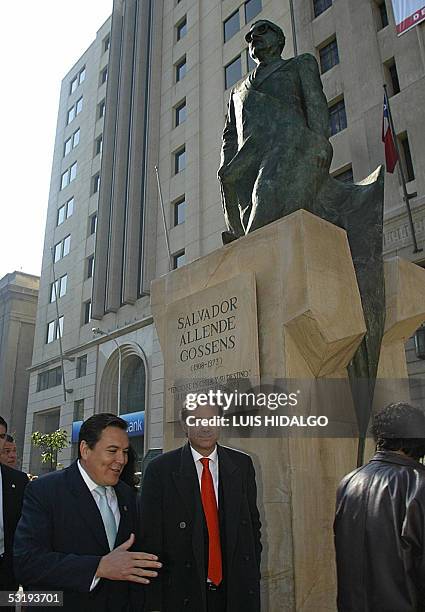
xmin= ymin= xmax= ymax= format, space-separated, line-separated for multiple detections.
xmin=96 ymin=533 xmax=161 ymax=584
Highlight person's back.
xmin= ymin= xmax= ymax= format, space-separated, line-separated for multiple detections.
xmin=335 ymin=402 xmax=425 ymax=612
xmin=335 ymin=450 xmax=425 ymax=611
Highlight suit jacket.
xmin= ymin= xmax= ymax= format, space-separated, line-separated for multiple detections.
xmin=0 ymin=464 xmax=29 ymax=588
xmin=14 ymin=461 xmax=142 ymax=612
xmin=219 ymin=54 xmax=332 ymax=236
xmin=139 ymin=443 xmax=261 ymax=612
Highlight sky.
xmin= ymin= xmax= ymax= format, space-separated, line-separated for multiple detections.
xmin=0 ymin=0 xmax=113 ymax=280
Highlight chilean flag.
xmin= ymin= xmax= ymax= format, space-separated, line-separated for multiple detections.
xmin=382 ymin=93 xmax=398 ymax=173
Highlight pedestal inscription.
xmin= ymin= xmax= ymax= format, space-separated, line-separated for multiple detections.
xmin=164 ymin=272 xmax=260 ymax=422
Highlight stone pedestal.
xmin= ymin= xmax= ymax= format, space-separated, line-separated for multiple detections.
xmin=151 ymin=210 xmax=425 ymax=611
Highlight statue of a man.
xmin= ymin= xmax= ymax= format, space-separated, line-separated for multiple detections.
xmin=218 ymin=20 xmax=386 ymax=463
xmin=218 ymin=20 xmax=333 ymax=242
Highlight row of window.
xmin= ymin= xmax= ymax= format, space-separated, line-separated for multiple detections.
xmin=64 ymin=128 xmax=80 ymax=157
xmin=36 ymin=354 xmax=88 ymax=392
xmin=69 ymin=67 xmax=86 ymax=95
xmin=67 ymin=97 xmax=83 ymax=126
xmin=46 ymin=316 xmax=64 ymax=344
xmin=312 ymin=0 xmax=388 ymax=32
xmin=224 ymin=0 xmax=262 ymax=43
xmin=46 ymin=299 xmax=92 ymax=344
xmin=61 ymin=161 xmax=77 ymax=190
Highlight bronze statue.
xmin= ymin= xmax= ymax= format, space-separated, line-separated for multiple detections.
xmin=219 ymin=20 xmax=385 ymax=462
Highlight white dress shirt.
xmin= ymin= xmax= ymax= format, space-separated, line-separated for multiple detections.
xmin=77 ymin=461 xmax=121 ymax=590
xmin=190 ymin=445 xmax=219 ymax=505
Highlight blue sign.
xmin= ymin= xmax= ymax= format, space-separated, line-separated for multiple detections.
xmin=71 ymin=411 xmax=145 ymax=443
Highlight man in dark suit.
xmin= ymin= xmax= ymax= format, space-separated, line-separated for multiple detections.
xmin=0 ymin=416 xmax=29 ymax=597
xmin=14 ymin=413 xmax=161 ymax=611
xmin=139 ymin=400 xmax=262 ymax=612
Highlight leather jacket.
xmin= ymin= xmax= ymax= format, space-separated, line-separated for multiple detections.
xmin=334 ymin=451 xmax=425 ymax=612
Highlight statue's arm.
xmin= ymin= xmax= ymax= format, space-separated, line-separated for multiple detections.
xmin=298 ymin=53 xmax=330 ymax=139
xmin=219 ymin=93 xmax=238 ymax=170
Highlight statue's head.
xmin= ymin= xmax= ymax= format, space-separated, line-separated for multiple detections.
xmin=245 ymin=20 xmax=286 ymax=64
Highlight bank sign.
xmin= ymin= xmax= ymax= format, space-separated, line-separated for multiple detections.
xmin=391 ymin=0 xmax=425 ymax=34
xmin=71 ymin=410 xmax=145 ymax=443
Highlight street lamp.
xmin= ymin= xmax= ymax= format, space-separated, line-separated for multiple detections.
xmin=92 ymin=328 xmax=122 ymax=415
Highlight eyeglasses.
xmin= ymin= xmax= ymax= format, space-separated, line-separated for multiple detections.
xmin=245 ymin=23 xmax=271 ymax=43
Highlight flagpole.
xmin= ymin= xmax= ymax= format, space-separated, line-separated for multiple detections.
xmin=383 ymin=84 xmax=422 ymax=253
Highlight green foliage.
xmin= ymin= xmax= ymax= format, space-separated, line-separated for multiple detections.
xmin=31 ymin=429 xmax=69 ymax=471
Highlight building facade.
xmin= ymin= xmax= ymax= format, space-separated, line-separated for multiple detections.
xmin=0 ymin=271 xmax=39 ymax=463
xmin=24 ymin=0 xmax=425 ymax=472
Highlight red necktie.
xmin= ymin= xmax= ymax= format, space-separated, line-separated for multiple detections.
xmin=200 ymin=457 xmax=222 ymax=585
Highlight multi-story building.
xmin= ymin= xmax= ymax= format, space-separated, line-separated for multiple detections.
xmin=24 ymin=0 xmax=425 ymax=473
xmin=0 ymin=271 xmax=39 ymax=462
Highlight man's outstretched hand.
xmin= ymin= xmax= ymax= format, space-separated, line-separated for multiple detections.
xmin=96 ymin=533 xmax=161 ymax=584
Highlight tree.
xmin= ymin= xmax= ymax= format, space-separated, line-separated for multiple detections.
xmin=31 ymin=429 xmax=69 ymax=472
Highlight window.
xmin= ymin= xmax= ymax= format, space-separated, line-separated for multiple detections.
xmin=61 ymin=162 xmax=77 ymax=190
xmin=63 ymin=129 xmax=80 ymax=157
xmin=333 ymin=166 xmax=353 ymax=183
xmin=57 ymin=316 xmax=64 ymax=339
xmin=83 ymin=301 xmax=92 ymax=325
xmin=246 ymin=48 xmax=257 ymax=71
xmin=46 ymin=321 xmax=55 ymax=344
xmin=69 ymin=67 xmax=85 ymax=95
xmin=319 ymin=38 xmax=339 ymax=73
xmin=174 ymin=147 xmax=186 ymax=174
xmin=224 ymin=11 xmax=240 ymax=42
xmin=50 ymin=274 xmax=67 ymax=302
xmin=329 ymin=98 xmax=347 ymax=135
xmin=98 ymin=100 xmax=106 ymax=119
xmin=225 ymin=55 xmax=242 ymax=89
xmin=399 ymin=133 xmax=415 ymax=182
xmin=176 ymin=17 xmax=187 ymax=41
xmin=74 ymin=399 xmax=85 ymax=421
xmin=95 ymin=134 xmax=103 ymax=155
xmin=385 ymin=58 xmax=400 ymax=96
xmin=57 ymin=198 xmax=74 ymax=226
xmin=76 ymin=356 xmax=87 ymax=379
xmin=66 ymin=97 xmax=83 ymax=125
xmin=46 ymin=316 xmax=63 ymax=344
xmin=63 ymin=235 xmax=71 ymax=256
xmin=176 ymin=57 xmax=187 ymax=82
xmin=89 ymin=213 xmax=97 ymax=235
xmin=37 ymin=366 xmax=62 ymax=392
xmin=173 ymin=250 xmax=186 ymax=269
xmin=103 ymin=35 xmax=110 ymax=53
xmin=100 ymin=66 xmax=108 ymax=85
xmin=64 ymin=137 xmax=72 ymax=157
xmin=173 ymin=196 xmax=186 ymax=226
xmin=376 ymin=0 xmax=389 ymax=29
xmin=92 ymin=173 xmax=101 ymax=194
xmin=245 ymin=0 xmax=262 ymax=23
xmin=313 ymin=0 xmax=332 ymax=18
xmin=53 ymin=236 xmax=71 ymax=262
xmin=70 ymin=76 xmax=78 ymax=95
xmin=175 ymin=100 xmax=186 ymax=127
xmin=66 ymin=197 xmax=74 ymax=218
xmin=87 ymin=255 xmax=95 ymax=279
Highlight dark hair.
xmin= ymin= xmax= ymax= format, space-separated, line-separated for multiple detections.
xmin=120 ymin=445 xmax=140 ymax=490
xmin=0 ymin=416 xmax=7 ymax=432
xmin=78 ymin=413 xmax=127 ymax=459
xmin=5 ymin=434 xmax=14 ymax=443
xmin=372 ymin=402 xmax=425 ymax=460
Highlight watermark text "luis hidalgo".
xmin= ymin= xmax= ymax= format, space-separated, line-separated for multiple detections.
xmin=185 ymin=415 xmax=329 ymax=427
